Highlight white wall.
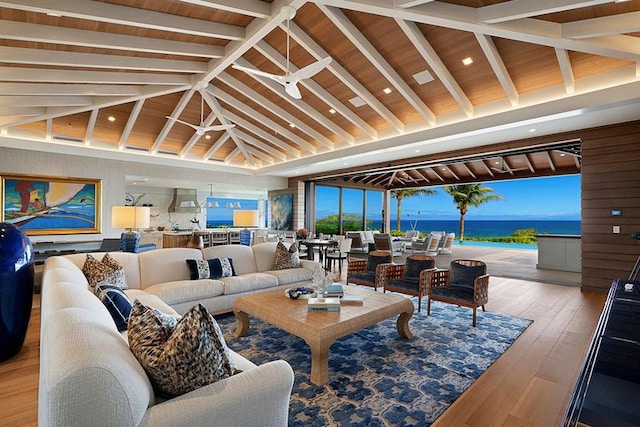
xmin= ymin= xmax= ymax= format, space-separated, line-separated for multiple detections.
xmin=0 ymin=146 xmax=287 ymax=243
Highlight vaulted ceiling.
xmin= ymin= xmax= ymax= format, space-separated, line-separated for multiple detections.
xmin=1 ymin=0 xmax=639 ymax=189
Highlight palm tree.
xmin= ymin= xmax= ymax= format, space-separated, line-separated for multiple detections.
xmin=444 ymin=184 xmax=503 ymax=241
xmin=391 ymin=188 xmax=437 ymax=231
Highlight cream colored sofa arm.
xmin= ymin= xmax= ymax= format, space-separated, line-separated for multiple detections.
xmin=139 ymin=360 xmax=294 ymax=427
xmin=299 ymin=259 xmax=322 ymax=274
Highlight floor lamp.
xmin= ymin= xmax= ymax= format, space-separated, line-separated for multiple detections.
xmin=112 ymin=206 xmax=150 ymax=252
xmin=233 ymin=210 xmax=259 ymax=246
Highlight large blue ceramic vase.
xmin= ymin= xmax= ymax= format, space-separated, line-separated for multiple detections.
xmin=0 ymin=222 xmax=34 ymax=362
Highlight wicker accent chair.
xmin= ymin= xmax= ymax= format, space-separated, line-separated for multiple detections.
xmin=427 ymin=259 xmax=489 ymax=327
xmin=384 ymin=255 xmax=436 ymax=312
xmin=346 ymin=250 xmax=393 ymax=291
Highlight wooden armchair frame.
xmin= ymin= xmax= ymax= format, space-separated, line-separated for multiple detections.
xmin=427 ymin=259 xmax=489 ymax=327
xmin=346 ymin=251 xmax=393 ymax=290
xmin=383 ymin=255 xmax=437 ymax=312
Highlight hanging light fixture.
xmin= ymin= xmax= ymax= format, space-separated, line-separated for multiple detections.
xmin=201 ymin=184 xmax=219 ymax=208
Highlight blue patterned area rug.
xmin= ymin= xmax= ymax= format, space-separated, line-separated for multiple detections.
xmin=217 ymin=300 xmax=531 ymax=427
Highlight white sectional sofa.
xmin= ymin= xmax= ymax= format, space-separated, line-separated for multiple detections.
xmin=40 ymin=242 xmax=321 ymax=427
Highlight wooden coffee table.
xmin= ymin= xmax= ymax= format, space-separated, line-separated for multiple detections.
xmin=233 ymin=286 xmax=414 ymax=385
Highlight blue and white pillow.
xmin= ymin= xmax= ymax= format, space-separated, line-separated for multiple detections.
xmin=95 ymin=284 xmax=132 ymax=331
xmin=186 ymin=258 xmax=235 ymax=280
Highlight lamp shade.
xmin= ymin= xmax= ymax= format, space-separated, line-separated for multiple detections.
xmin=111 ymin=206 xmax=150 ymax=229
xmin=233 ymin=210 xmax=259 ymax=227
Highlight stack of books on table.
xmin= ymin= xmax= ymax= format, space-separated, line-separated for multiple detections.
xmin=307 ymin=297 xmax=341 ymax=312
xmin=324 ymin=284 xmax=344 ymax=298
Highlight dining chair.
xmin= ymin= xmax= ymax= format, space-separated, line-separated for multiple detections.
xmin=228 ymin=230 xmax=241 ymax=244
xmin=210 ymin=230 xmax=229 ymax=245
xmin=325 ymin=238 xmax=352 ymax=274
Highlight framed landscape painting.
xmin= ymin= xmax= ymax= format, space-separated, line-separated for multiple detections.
xmin=1 ymin=174 xmax=102 ymax=235
xmin=270 ymin=192 xmax=293 ymax=230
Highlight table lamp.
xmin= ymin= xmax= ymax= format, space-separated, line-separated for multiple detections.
xmin=111 ymin=206 xmax=151 ymax=252
xmin=233 ymin=210 xmax=259 ymax=246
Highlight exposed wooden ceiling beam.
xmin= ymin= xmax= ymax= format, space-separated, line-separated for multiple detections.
xmin=319 ymin=4 xmax=436 ymax=126
xmin=0 ymin=46 xmax=207 ymax=73
xmin=0 ymin=95 xmax=93 ymax=107
xmin=285 ymin=20 xmax=396 ymax=134
xmin=395 ymin=0 xmax=435 ymax=8
xmin=0 ymin=20 xmax=223 ymax=58
xmin=0 ymin=0 xmax=245 ymax=40
xmin=236 ymin=130 xmax=288 ymax=161
xmin=396 ymin=18 xmax=473 ymax=117
xmin=84 ymin=109 xmax=98 ymax=145
xmin=203 ymin=133 xmax=230 ymax=161
xmin=319 ymin=0 xmax=640 ymax=62
xmin=0 ymin=83 xmax=143 ymax=96
xmin=562 ymin=11 xmax=640 ymax=39
xmin=475 ymin=33 xmax=519 ymax=106
xmin=177 ymin=0 xmax=271 ymax=19
xmin=555 ymin=48 xmax=575 ymax=94
xmin=0 ymin=68 xmax=192 ymax=86
xmin=477 ymin=0 xmax=612 ymax=24
xmin=0 ymin=107 xmax=45 ymax=117
xmin=119 ymin=99 xmax=145 ymax=150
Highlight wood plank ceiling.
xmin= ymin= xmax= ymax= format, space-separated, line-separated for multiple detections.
xmin=0 ymin=0 xmax=638 ymax=189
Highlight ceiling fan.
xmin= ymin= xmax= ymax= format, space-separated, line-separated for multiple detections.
xmin=231 ymin=6 xmax=332 ymax=100
xmin=166 ymin=85 xmax=235 ymax=136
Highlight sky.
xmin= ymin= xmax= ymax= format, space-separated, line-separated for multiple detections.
xmin=338 ymin=174 xmax=581 ymax=221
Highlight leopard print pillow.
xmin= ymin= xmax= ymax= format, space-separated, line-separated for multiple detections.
xmin=82 ymin=253 xmax=127 ymax=292
xmin=272 ymin=241 xmax=300 ymax=270
xmin=128 ymin=301 xmax=237 ymax=398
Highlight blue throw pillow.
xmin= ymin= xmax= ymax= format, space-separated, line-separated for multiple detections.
xmin=95 ymin=284 xmax=132 ymax=331
xmin=449 ymin=262 xmax=485 ymax=289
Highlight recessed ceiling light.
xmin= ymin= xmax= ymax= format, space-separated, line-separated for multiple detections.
xmin=413 ymin=70 xmax=434 ymax=85
xmin=329 ymin=109 xmax=336 ymax=114
xmin=289 ymin=123 xmax=295 ymax=128
xmin=462 ymin=57 xmax=473 ymax=66
xmin=47 ymin=12 xmax=62 ymax=17
xmin=108 ymin=116 xmax=116 ymax=122
xmin=349 ymin=96 xmax=366 ymax=107
xmin=529 ymin=128 xmax=536 ymax=133
xmin=383 ymin=87 xmax=392 ymax=94
xmin=415 ymin=149 xmax=420 ymax=153
xmin=205 ymin=134 xmax=211 ymax=139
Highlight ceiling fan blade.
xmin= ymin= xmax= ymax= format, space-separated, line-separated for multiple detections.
xmin=203 ymin=124 xmax=236 ymax=132
xmin=284 ymin=82 xmax=302 ymax=100
xmin=166 ymin=116 xmax=199 ymax=131
xmin=291 ymin=56 xmax=332 ymax=81
xmin=232 ymin=64 xmax=279 ymax=80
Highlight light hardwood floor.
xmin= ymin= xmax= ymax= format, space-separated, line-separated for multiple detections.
xmin=0 ymin=277 xmax=606 ymax=427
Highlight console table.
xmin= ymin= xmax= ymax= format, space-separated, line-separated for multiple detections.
xmin=563 ymin=279 xmax=640 ymax=426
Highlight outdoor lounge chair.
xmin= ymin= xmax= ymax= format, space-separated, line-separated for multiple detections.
xmin=409 ymin=232 xmax=440 ymax=256
xmin=373 ymin=233 xmax=404 ymax=256
xmin=427 ymin=259 xmax=489 ymax=327
xmin=439 ymin=232 xmax=455 ymax=254
xmin=346 ymin=250 xmax=393 ymax=290
xmin=384 ymin=255 xmax=436 ymax=312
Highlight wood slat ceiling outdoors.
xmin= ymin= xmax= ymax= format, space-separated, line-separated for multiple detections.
xmin=0 ymin=0 xmax=638 ymax=188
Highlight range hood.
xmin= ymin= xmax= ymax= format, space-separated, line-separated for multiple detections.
xmin=168 ymin=188 xmax=201 ymax=213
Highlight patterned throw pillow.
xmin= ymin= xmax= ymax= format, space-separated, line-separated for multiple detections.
xmin=95 ymin=284 xmax=132 ymax=331
xmin=82 ymin=253 xmax=128 ymax=291
xmin=272 ymin=241 xmax=300 ymax=270
xmin=186 ymin=258 xmax=235 ymax=280
xmin=128 ymin=301 xmax=237 ymax=398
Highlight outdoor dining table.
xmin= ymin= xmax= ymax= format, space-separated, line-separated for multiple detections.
xmin=299 ymin=239 xmax=337 ymax=263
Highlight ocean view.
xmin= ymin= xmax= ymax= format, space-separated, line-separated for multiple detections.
xmin=373 ymin=219 xmax=581 ymax=238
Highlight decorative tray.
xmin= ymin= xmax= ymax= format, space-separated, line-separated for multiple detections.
xmin=285 ymin=286 xmax=317 ymax=300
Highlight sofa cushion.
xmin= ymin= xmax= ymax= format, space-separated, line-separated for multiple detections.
xmin=82 ymin=253 xmax=128 ymax=291
xmin=449 ymin=262 xmax=485 ymax=290
xmin=272 ymin=241 xmax=300 ymax=270
xmin=144 ymin=279 xmax=225 ymax=306
xmin=202 ymin=245 xmax=258 ymax=275
xmin=95 ymin=284 xmax=132 ymax=331
xmin=138 ymin=248 xmax=203 ymax=289
xmin=220 ymin=273 xmax=278 ymax=295
xmin=128 ymin=301 xmax=237 ymax=398
xmin=265 ymin=267 xmax=313 ymax=286
xmin=186 ymin=258 xmax=235 ymax=280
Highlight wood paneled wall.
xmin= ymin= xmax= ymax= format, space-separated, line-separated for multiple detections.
xmin=582 ymin=121 xmax=640 ymax=291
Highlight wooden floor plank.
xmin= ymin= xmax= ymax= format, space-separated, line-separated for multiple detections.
xmin=0 ymin=278 xmax=606 ymax=427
